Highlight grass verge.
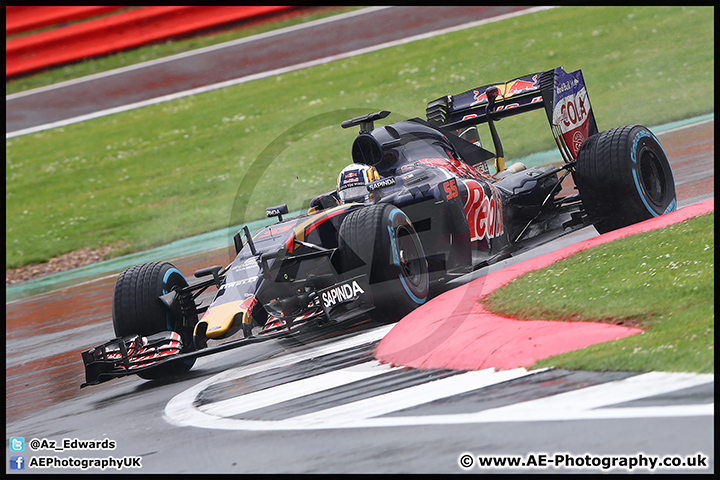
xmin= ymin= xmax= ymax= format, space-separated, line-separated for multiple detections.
xmin=483 ymin=214 xmax=714 ymax=373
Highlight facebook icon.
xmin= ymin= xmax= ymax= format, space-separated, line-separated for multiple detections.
xmin=10 ymin=455 xmax=25 ymax=470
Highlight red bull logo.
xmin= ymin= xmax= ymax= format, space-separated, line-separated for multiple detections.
xmin=462 ymin=179 xmax=504 ymax=243
xmin=239 ymin=294 xmax=256 ymax=312
xmin=471 ymin=90 xmax=489 ymax=106
xmin=471 ymin=75 xmax=539 ymax=106
xmin=503 ymin=75 xmax=538 ymax=99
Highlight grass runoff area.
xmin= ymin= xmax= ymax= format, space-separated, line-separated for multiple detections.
xmin=484 ymin=214 xmax=714 ymax=373
xmin=5 ymin=7 xmax=714 ymax=371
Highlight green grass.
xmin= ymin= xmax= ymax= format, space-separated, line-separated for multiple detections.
xmin=483 ymin=214 xmax=714 ymax=373
xmin=5 ymin=6 xmax=714 ymax=269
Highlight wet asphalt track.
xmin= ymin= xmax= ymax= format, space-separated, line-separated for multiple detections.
xmin=6 ymin=7 xmax=714 ymax=474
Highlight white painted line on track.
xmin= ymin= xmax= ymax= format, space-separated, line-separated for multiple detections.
xmin=360 ymin=372 xmax=714 ymax=428
xmin=289 ymin=367 xmax=536 ymax=429
xmin=164 ymin=324 xmax=393 ymax=429
xmin=164 ymin=328 xmax=714 ymax=431
xmin=164 ymin=362 xmax=538 ymax=431
xmin=354 ymin=404 xmax=715 ymax=429
xmin=199 ymin=360 xmax=395 ymax=418
xmin=7 ymin=7 xmax=554 ymax=139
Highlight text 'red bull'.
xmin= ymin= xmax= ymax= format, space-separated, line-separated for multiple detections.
xmin=462 ymin=179 xmax=504 ymax=243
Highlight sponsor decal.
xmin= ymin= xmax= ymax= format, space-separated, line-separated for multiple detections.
xmin=503 ymin=74 xmax=539 ymax=99
xmin=492 ymin=95 xmax=543 ymax=113
xmin=266 ymin=204 xmax=289 ymax=217
xmin=338 ymin=168 xmax=372 ymax=191
xmin=320 ymin=280 xmax=365 ymax=309
xmin=461 ymin=179 xmax=504 ymax=243
xmin=553 ymin=88 xmax=589 ymax=131
xmin=572 ymin=130 xmax=585 ymax=154
xmin=367 ymin=176 xmax=396 ymax=191
xmin=339 ymin=176 xmax=362 ymax=189
xmin=231 ymin=257 xmax=259 ymax=272
xmin=239 ymin=295 xmax=257 ymax=324
xmin=418 ymin=157 xmax=482 ymax=180
xmin=471 ymin=74 xmax=539 ymax=106
xmin=552 ymin=67 xmax=591 ymax=157
xmin=257 ymin=223 xmax=294 ymax=239
xmin=220 ymin=276 xmax=259 ymax=291
xmin=239 ymin=294 xmax=256 ymax=311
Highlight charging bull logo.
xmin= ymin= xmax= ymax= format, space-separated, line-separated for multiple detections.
xmin=471 ymin=75 xmax=539 ymax=106
xmin=462 ymin=179 xmax=504 ymax=242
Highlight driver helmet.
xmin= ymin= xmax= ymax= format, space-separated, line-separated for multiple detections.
xmin=336 ymin=163 xmax=380 ymax=204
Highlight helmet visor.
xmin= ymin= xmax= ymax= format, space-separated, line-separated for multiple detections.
xmin=338 ymin=185 xmax=368 ymax=203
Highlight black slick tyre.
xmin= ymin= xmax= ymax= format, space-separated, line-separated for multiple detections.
xmin=338 ymin=204 xmax=429 ymax=323
xmin=575 ymin=125 xmax=676 ymax=234
xmin=112 ymin=261 xmax=197 ymax=378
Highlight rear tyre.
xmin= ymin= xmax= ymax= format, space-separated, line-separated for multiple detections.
xmin=575 ymin=125 xmax=676 ymax=234
xmin=112 ymin=262 xmax=197 ymax=379
xmin=338 ymin=204 xmax=429 ymax=323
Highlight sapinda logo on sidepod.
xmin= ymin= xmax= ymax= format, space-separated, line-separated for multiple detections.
xmin=462 ymin=179 xmax=504 ymax=242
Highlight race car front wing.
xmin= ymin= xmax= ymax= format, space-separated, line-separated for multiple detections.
xmin=80 ymin=273 xmax=374 ymax=388
xmin=80 ymin=327 xmax=296 ymax=387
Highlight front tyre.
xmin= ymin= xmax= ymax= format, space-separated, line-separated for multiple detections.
xmin=575 ymin=125 xmax=676 ymax=234
xmin=112 ymin=261 xmax=197 ymax=379
xmin=339 ymin=204 xmax=429 ymax=323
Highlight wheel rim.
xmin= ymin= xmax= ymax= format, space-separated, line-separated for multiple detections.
xmin=638 ymin=148 xmax=667 ymax=206
xmin=396 ymin=225 xmax=427 ymax=292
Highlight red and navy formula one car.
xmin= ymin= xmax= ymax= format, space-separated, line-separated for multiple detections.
xmin=81 ymin=66 xmax=676 ymax=386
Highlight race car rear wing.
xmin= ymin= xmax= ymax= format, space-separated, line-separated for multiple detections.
xmin=426 ymin=66 xmax=599 ymax=164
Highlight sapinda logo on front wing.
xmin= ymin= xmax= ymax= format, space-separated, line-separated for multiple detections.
xmin=321 ymin=280 xmax=365 ymax=309
xmin=462 ymin=179 xmax=504 ymax=242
